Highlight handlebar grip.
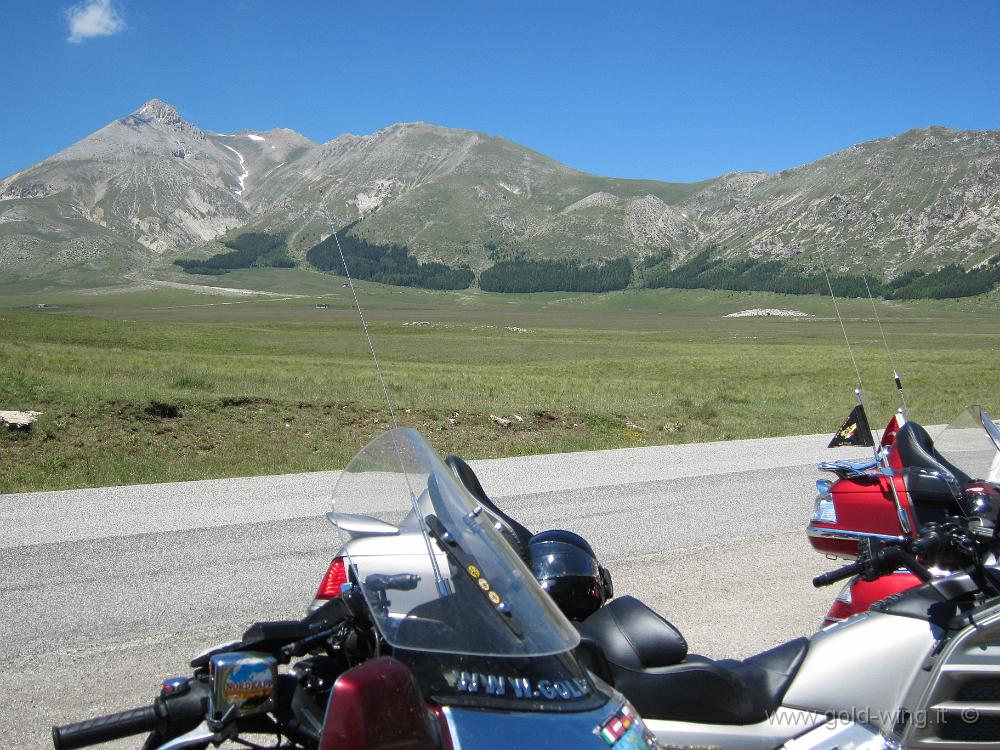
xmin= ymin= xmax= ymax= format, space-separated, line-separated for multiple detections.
xmin=385 ymin=573 xmax=420 ymax=591
xmin=365 ymin=573 xmax=420 ymax=592
xmin=911 ymin=530 xmax=944 ymax=556
xmin=52 ymin=704 xmax=160 ymax=750
xmin=52 ymin=683 xmax=207 ymax=750
xmin=813 ymin=560 xmax=865 ymax=588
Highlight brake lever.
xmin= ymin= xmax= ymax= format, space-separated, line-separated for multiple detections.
xmin=153 ymin=721 xmax=216 ymax=750
xmin=884 ymin=546 xmax=934 ymax=582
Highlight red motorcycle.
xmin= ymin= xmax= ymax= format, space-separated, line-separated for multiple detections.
xmin=807 ymin=405 xmax=1000 ymax=625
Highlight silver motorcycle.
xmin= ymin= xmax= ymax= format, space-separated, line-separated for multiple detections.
xmin=322 ymin=428 xmax=1000 ymax=749
xmin=577 ymin=516 xmax=1000 ymax=749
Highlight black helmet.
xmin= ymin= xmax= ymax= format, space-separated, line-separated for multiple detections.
xmin=527 ymin=530 xmax=613 ymax=620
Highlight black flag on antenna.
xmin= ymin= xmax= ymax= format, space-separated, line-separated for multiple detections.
xmin=828 ymin=405 xmax=875 ymax=448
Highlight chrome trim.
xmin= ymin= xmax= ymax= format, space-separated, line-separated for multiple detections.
xmin=806 ymin=525 xmax=908 ymax=544
xmin=890 ymin=483 xmax=913 ymax=535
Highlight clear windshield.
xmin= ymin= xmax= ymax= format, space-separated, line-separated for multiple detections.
xmin=934 ymin=406 xmax=1000 ymax=483
xmin=330 ymin=428 xmax=580 ymax=657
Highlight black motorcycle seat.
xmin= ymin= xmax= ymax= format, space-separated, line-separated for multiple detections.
xmin=445 ymin=455 xmax=534 ymax=555
xmin=611 ymin=638 xmax=809 ymax=725
xmin=578 ymin=596 xmax=809 ymax=724
xmin=895 ymin=421 xmax=972 ymax=485
xmin=576 ymin=595 xmax=688 ymax=668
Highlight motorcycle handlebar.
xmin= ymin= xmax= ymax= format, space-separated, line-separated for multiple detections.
xmin=52 ymin=705 xmax=160 ymax=750
xmin=813 ymin=524 xmax=957 ymax=588
xmin=812 ymin=559 xmax=867 ymax=588
xmin=52 ymin=682 xmax=207 ymax=750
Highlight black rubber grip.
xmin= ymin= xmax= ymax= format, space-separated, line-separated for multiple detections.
xmin=911 ymin=531 xmax=944 ymax=556
xmin=385 ymin=573 xmax=420 ymax=591
xmin=365 ymin=573 xmax=420 ymax=591
xmin=813 ymin=560 xmax=865 ymax=588
xmin=53 ymin=704 xmax=160 ymax=750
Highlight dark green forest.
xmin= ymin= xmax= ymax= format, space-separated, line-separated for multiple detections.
xmin=643 ymin=249 xmax=1000 ymax=299
xmin=306 ymin=229 xmax=474 ymax=290
xmin=885 ymin=260 xmax=1000 ymax=299
xmin=173 ymin=228 xmax=997 ymax=299
xmin=479 ymin=258 xmax=632 ymax=293
xmin=173 ymin=233 xmax=294 ymax=275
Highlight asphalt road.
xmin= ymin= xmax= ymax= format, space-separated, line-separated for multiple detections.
xmin=0 ymin=432 xmax=871 ymax=749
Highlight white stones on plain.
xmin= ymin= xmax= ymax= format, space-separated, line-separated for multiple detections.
xmin=724 ymin=309 xmax=812 ymax=318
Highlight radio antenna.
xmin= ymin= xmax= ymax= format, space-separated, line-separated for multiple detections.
xmin=820 ymin=256 xmax=911 ymax=534
xmin=819 ymin=254 xmax=878 ymax=453
xmin=316 ymin=203 xmax=449 ymax=595
xmin=862 ymin=275 xmax=907 ymax=418
xmin=329 ymin=227 xmax=400 ymax=434
xmin=819 ymin=255 xmax=866 ymax=400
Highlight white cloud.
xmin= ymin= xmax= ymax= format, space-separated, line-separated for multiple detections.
xmin=65 ymin=0 xmax=126 ymax=44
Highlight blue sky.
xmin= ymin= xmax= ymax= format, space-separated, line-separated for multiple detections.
xmin=2 ymin=1 xmax=998 ymax=182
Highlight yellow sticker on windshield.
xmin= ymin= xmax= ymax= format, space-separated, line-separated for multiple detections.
xmin=478 ymin=578 xmax=491 ymax=592
xmin=467 ymin=564 xmax=481 ymax=579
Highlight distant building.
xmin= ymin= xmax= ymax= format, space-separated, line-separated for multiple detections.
xmin=315 ymin=303 xmax=329 ymax=309
xmin=35 ymin=303 xmax=48 ymax=309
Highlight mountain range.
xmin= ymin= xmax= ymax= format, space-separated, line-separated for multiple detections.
xmin=1 ymin=99 xmax=998 ymax=288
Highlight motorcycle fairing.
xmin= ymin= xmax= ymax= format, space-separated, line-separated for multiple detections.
xmin=319 ymin=656 xmax=436 ymax=750
xmin=781 ymin=611 xmax=936 ymax=732
xmin=901 ymin=596 xmax=1000 ymax=746
xmin=395 ymin=649 xmax=607 ymax=713
xmin=440 ymin=698 xmax=657 ymax=750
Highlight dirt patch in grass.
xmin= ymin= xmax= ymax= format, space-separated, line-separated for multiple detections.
xmin=145 ymin=401 xmax=182 ymax=419
xmin=218 ymin=396 xmax=274 ymax=408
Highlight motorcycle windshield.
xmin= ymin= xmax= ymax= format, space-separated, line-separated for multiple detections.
xmin=330 ymin=428 xmax=580 ymax=658
xmin=934 ymin=406 xmax=1000 ymax=483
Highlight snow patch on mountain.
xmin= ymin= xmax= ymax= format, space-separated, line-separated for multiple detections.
xmin=221 ymin=144 xmax=248 ymax=196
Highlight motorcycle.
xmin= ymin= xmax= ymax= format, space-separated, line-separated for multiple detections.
xmin=807 ymin=405 xmax=1000 ymax=625
xmin=314 ymin=427 xmax=1000 ymax=749
xmin=577 ymin=515 xmax=1000 ymax=749
xmin=52 ymin=428 xmax=658 ymax=750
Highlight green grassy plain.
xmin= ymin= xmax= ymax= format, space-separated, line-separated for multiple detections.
xmin=1 ymin=268 xmax=997 ymax=493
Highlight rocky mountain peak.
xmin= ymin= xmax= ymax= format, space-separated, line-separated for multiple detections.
xmin=137 ymin=99 xmax=182 ymax=123
xmin=117 ymin=99 xmax=186 ymax=131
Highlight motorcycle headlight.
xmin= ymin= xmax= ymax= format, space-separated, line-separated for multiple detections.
xmin=813 ymin=494 xmax=838 ymax=524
